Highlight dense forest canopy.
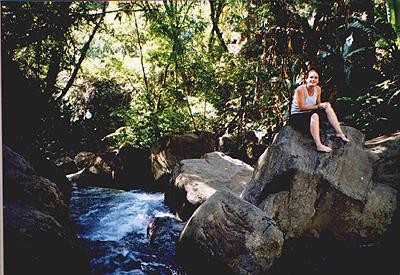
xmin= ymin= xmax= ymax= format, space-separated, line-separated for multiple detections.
xmin=2 ymin=0 xmax=399 ymax=159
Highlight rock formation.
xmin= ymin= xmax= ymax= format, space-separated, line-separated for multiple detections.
xmin=147 ymin=216 xmax=186 ymax=260
xmin=55 ymin=155 xmax=78 ymax=175
xmin=178 ymin=190 xmax=284 ymax=275
xmin=112 ymin=142 xmax=154 ymax=190
xmin=365 ymin=132 xmax=400 ymax=191
xmin=166 ymin=151 xmax=254 ymax=220
xmin=3 ymin=145 xmax=88 ymax=275
xmin=71 ymin=151 xmax=114 ymax=188
xmin=241 ymin=126 xmax=397 ymax=240
xmin=175 ymin=128 xmax=399 ymax=274
xmin=150 ymin=131 xmax=215 ymax=186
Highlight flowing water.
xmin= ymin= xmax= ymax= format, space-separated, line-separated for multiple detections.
xmin=70 ymin=184 xmax=184 ymax=275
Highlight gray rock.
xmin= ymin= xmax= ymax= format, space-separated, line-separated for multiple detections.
xmin=241 ymin=126 xmax=397 ymax=240
xmin=147 ymin=216 xmax=186 ymax=258
xmin=3 ymin=145 xmax=70 ymax=226
xmin=150 ymin=131 xmax=215 ymax=183
xmin=365 ymin=132 xmax=400 ymax=191
xmin=72 ymin=151 xmax=114 ymax=188
xmin=113 ymin=143 xmax=154 ymax=190
xmin=3 ymin=145 xmax=35 ymax=179
xmin=166 ymin=151 xmax=254 ymax=220
xmin=55 ymin=156 xmax=78 ymax=175
xmin=74 ymin=151 xmax=97 ymax=170
xmin=178 ymin=190 xmax=284 ymax=275
xmin=5 ymin=174 xmax=71 ymax=229
xmin=3 ymin=145 xmax=87 ymax=275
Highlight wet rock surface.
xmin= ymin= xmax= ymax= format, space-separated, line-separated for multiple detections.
xmin=147 ymin=216 xmax=186 ymax=261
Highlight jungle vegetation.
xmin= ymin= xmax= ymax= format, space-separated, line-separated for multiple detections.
xmin=2 ymin=0 xmax=399 ymax=159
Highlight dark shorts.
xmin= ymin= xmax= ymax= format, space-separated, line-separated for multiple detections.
xmin=289 ymin=109 xmax=328 ymax=135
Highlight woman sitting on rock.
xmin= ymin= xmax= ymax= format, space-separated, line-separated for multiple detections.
xmin=289 ymin=69 xmax=349 ymax=153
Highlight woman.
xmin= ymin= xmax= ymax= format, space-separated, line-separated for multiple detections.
xmin=289 ymin=69 xmax=349 ymax=153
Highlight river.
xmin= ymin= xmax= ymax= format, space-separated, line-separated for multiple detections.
xmin=70 ymin=184 xmax=185 ymax=274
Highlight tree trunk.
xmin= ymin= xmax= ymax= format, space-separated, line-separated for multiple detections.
xmin=208 ymin=0 xmax=227 ymax=51
xmin=133 ymin=10 xmax=151 ymax=105
xmin=44 ymin=45 xmax=63 ymax=97
xmin=56 ymin=2 xmax=107 ymax=102
xmin=180 ymin=65 xmax=198 ymax=131
xmin=133 ymin=7 xmax=161 ymax=139
xmin=44 ymin=2 xmax=72 ymax=97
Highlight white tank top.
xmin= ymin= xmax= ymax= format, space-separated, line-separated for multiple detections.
xmin=290 ymin=86 xmax=318 ymax=114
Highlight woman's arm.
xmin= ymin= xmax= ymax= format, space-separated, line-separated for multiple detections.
xmin=316 ymin=86 xmax=322 ymax=105
xmin=316 ymin=86 xmax=331 ymax=109
xmin=296 ymin=86 xmax=319 ymax=111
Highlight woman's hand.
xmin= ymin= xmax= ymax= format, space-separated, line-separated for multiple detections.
xmin=318 ymin=102 xmax=331 ymax=109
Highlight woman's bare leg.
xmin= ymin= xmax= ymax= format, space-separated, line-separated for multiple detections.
xmin=310 ymin=113 xmax=332 ymax=152
xmin=324 ymin=103 xmax=350 ymax=142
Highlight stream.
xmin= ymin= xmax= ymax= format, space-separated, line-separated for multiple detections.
xmin=70 ymin=184 xmax=185 ymax=275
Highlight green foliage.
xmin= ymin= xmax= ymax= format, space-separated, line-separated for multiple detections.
xmin=385 ymin=0 xmax=400 ymax=46
xmin=1 ymin=2 xmax=111 ymax=156
xmin=60 ymin=76 xmax=129 ymax=150
xmin=2 ymin=0 xmax=399 ymax=157
xmin=251 ymin=0 xmax=399 ymax=138
xmin=2 ymin=2 xmax=104 ymax=84
xmin=107 ymin=91 xmax=220 ymax=148
xmin=338 ymin=77 xmax=400 ymax=138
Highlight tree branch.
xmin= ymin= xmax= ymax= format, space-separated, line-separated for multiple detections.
xmin=208 ymin=0 xmax=227 ymax=51
xmin=133 ymin=9 xmax=153 ymax=109
xmin=56 ymin=2 xmax=107 ymax=102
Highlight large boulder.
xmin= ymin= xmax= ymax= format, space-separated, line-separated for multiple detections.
xmin=165 ymin=151 xmax=254 ymax=220
xmin=71 ymin=151 xmax=114 ymax=188
xmin=4 ymin=145 xmax=74 ymax=203
xmin=241 ymin=126 xmax=397 ymax=240
xmin=217 ymin=130 xmax=264 ymax=165
xmin=3 ymin=145 xmax=71 ymax=227
xmin=363 ymin=132 xmax=400 ymax=273
xmin=365 ymin=132 xmax=400 ymax=191
xmin=150 ymin=131 xmax=215 ymax=186
xmin=3 ymin=145 xmax=88 ymax=275
xmin=74 ymin=151 xmax=97 ymax=170
xmin=112 ymin=142 xmax=154 ymax=190
xmin=177 ymin=190 xmax=284 ymax=274
xmin=147 ymin=216 xmax=186 ymax=261
xmin=69 ymin=144 xmax=156 ymax=190
xmin=3 ymin=144 xmax=35 ymax=178
xmin=55 ymin=155 xmax=78 ymax=175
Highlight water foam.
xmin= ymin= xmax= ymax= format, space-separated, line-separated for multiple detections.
xmin=75 ymin=188 xmax=170 ymax=241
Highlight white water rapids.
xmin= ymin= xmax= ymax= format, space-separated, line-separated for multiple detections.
xmin=70 ymin=184 xmax=183 ymax=274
